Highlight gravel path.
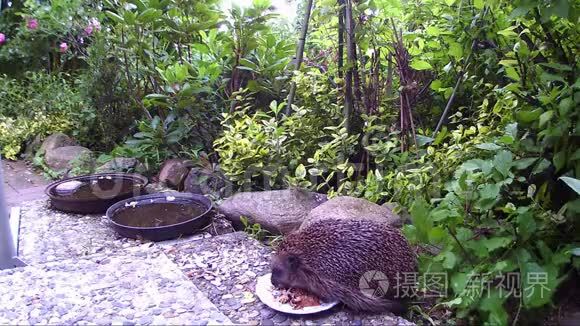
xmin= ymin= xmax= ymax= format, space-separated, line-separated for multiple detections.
xmin=0 ymin=244 xmax=231 ymax=325
xmin=12 ymin=199 xmax=415 ymax=325
xmin=17 ymin=200 xmax=146 ymax=264
xmin=165 ymin=232 xmax=415 ymax=326
xmin=16 ymin=199 xmax=221 ymax=265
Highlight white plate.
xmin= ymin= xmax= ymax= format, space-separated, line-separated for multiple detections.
xmin=255 ymin=273 xmax=339 ymax=315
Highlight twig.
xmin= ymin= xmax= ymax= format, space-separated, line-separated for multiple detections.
xmin=447 ymin=226 xmax=474 ymax=264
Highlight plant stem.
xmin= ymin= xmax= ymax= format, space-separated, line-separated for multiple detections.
xmin=447 ymin=226 xmax=474 ymax=264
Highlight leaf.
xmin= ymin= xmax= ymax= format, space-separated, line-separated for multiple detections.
xmin=416 ymin=135 xmax=434 ymax=146
xmin=493 ymin=150 xmax=513 ymax=177
xmin=410 ymin=198 xmax=432 ymax=242
xmin=522 ymin=262 xmax=555 ymax=308
xmin=105 ymin=11 xmax=125 ymax=24
xmin=480 ymin=183 xmax=500 ymax=199
xmin=430 ymin=79 xmax=442 ymax=91
xmin=461 ymin=159 xmax=493 ymax=175
xmin=559 ymin=97 xmax=573 ymax=116
xmin=238 ymin=58 xmax=258 ymax=71
xmin=476 ymin=143 xmax=502 ymax=151
xmin=513 ymin=157 xmax=538 ymax=170
xmin=474 ymin=0 xmax=484 ymax=10
xmin=516 ymin=108 xmax=542 ymax=123
xmin=480 ymin=290 xmax=508 ymax=325
xmin=560 ymin=176 xmax=580 ymax=195
xmin=295 ymin=164 xmax=306 ymax=179
xmin=308 ymin=168 xmax=321 ymax=176
xmin=553 ymin=151 xmax=566 ymax=172
xmin=532 ymin=159 xmax=551 ymax=175
xmin=138 ymin=8 xmax=162 ymax=23
xmin=499 ymin=59 xmax=518 ymax=67
xmin=505 ymin=123 xmax=518 ymax=139
xmin=540 ymin=62 xmax=573 ymax=71
xmin=123 ymin=11 xmax=137 ymax=24
xmin=477 ymin=183 xmax=501 ymax=210
xmin=517 ymin=212 xmax=537 ymax=241
xmin=540 ymin=72 xmax=566 ymax=84
xmin=497 ymin=26 xmax=518 ymax=38
xmin=145 ymin=93 xmax=170 ymax=100
xmin=480 ymin=236 xmax=513 ymax=252
xmin=410 ymin=60 xmax=433 ymax=70
xmin=426 ymin=26 xmax=443 ymax=36
xmin=347 ymin=166 xmax=355 ymax=178
xmin=539 ymin=110 xmax=554 ymax=127
xmin=505 ymin=67 xmax=520 ymax=81
xmin=428 ymin=226 xmax=447 ymax=243
xmin=442 ymin=251 xmax=457 ymax=269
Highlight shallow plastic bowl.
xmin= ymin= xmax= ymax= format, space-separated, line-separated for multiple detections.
xmin=45 ymin=173 xmax=147 ymax=214
xmin=106 ymin=192 xmax=213 ymax=241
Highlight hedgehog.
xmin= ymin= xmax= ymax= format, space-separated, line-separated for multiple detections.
xmin=270 ymin=218 xmax=417 ymax=314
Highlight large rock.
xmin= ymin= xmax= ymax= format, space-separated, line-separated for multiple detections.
xmin=39 ymin=133 xmax=77 ymax=154
xmin=157 ymin=159 xmax=194 ymax=189
xmin=300 ymin=196 xmax=402 ymax=230
xmin=44 ymin=146 xmax=93 ymax=172
xmin=96 ymin=157 xmax=144 ymax=173
xmin=144 ymin=182 xmax=174 ymax=194
xmin=217 ymin=189 xmax=327 ymax=234
xmin=184 ymin=167 xmax=229 ymax=198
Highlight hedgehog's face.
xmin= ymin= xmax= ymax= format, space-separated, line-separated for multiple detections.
xmin=271 ymin=254 xmax=306 ymax=289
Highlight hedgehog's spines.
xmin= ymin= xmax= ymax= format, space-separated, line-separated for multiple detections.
xmin=271 ymin=218 xmax=417 ymax=314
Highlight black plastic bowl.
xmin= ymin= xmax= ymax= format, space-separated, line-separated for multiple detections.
xmin=45 ymin=173 xmax=148 ymax=214
xmin=106 ymin=192 xmax=213 ymax=241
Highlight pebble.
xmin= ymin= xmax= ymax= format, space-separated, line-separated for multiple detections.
xmin=137 ymin=315 xmax=153 ymax=325
xmin=247 ymin=310 xmax=260 ymax=318
xmin=272 ymin=313 xmax=288 ymax=323
xmin=260 ymin=308 xmax=276 ymax=319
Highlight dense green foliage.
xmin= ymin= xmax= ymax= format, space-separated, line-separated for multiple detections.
xmin=0 ymin=72 xmax=93 ymax=159
xmin=0 ymin=0 xmax=578 ymax=324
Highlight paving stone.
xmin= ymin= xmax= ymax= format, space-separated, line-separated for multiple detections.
xmin=0 ymin=246 xmax=231 ymax=325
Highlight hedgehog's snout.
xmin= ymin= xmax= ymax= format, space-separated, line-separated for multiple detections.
xmin=271 ymin=266 xmax=286 ymax=288
xmin=271 ymin=274 xmax=282 ymax=288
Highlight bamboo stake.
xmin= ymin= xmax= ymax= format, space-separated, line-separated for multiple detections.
xmin=285 ymin=0 xmax=314 ymax=115
xmin=343 ymin=0 xmax=356 ymax=132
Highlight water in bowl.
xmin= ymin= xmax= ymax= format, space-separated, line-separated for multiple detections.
xmin=56 ymin=177 xmax=138 ymax=200
xmin=112 ymin=202 xmax=206 ymax=228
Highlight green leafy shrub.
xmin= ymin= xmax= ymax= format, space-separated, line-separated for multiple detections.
xmin=0 ymin=72 xmax=94 ymax=159
xmin=403 ymin=126 xmax=578 ymax=324
xmin=214 ymin=97 xmax=359 ymax=191
xmin=110 ymin=115 xmax=190 ymax=172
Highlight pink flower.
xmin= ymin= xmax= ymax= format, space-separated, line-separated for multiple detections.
xmin=0 ymin=33 xmax=5 ymax=45
xmin=85 ymin=18 xmax=101 ymax=35
xmin=84 ymin=24 xmax=93 ymax=35
xmin=27 ymin=19 xmax=39 ymax=30
xmin=59 ymin=42 xmax=68 ymax=53
xmin=90 ymin=18 xmax=101 ymax=31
